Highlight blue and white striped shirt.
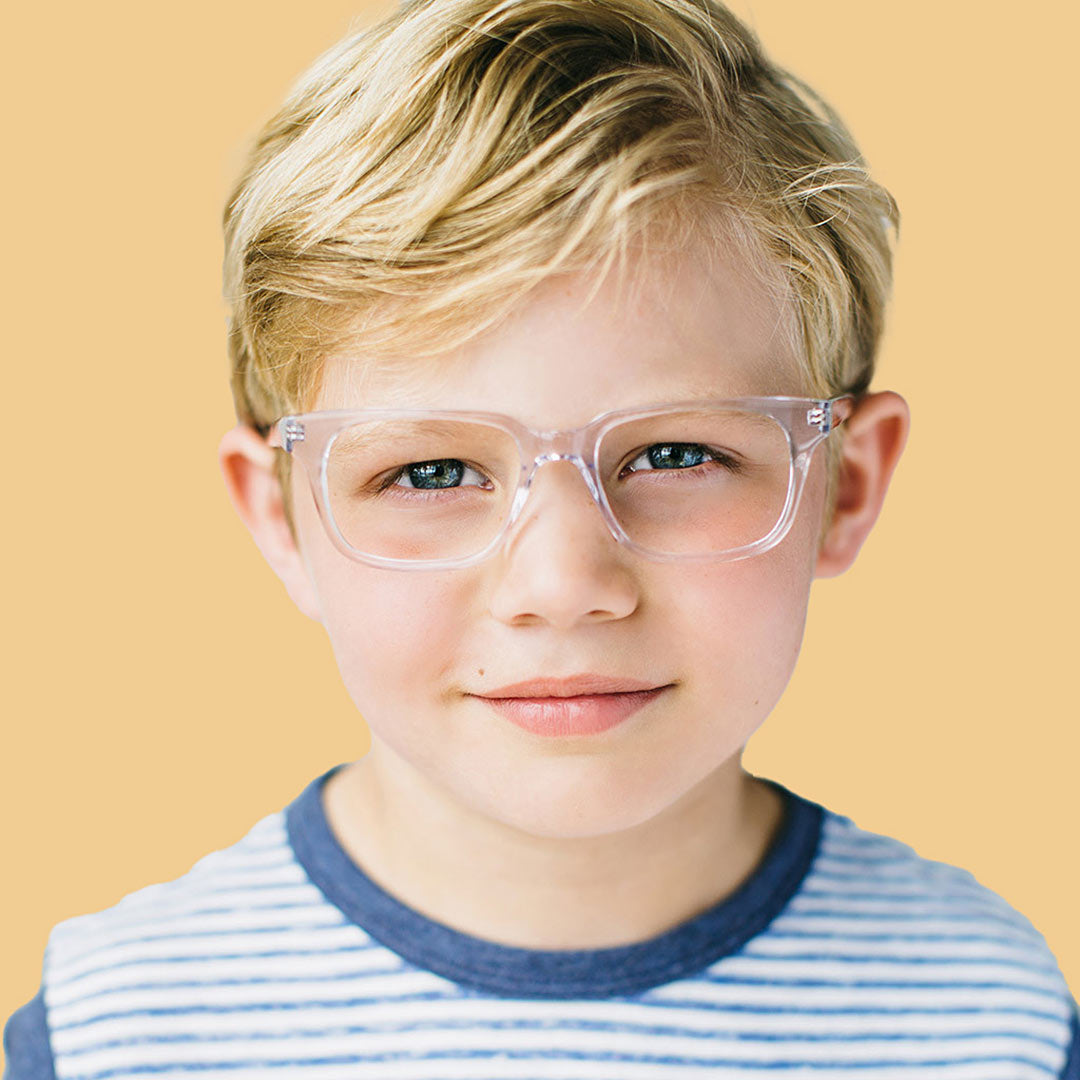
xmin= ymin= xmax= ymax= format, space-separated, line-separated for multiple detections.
xmin=5 ymin=764 xmax=1078 ymax=1079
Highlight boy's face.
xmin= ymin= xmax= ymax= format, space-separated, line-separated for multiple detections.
xmin=284 ymin=239 xmax=827 ymax=840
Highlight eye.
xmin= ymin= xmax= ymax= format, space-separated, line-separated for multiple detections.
xmin=620 ymin=443 xmax=741 ymax=476
xmin=381 ymin=459 xmax=491 ymax=492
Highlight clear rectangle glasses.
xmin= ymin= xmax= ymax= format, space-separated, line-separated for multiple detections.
xmin=266 ymin=394 xmax=855 ymax=571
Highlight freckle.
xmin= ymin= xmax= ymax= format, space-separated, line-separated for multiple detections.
xmin=478 ymin=669 xmax=485 ymax=677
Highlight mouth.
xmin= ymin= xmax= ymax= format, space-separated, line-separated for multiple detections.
xmin=468 ymin=685 xmax=673 ymax=737
xmin=475 ymin=673 xmax=670 ymax=699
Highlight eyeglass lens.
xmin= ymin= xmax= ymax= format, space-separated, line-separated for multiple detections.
xmin=323 ymin=410 xmax=793 ymax=561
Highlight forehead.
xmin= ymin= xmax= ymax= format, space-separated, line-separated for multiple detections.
xmin=314 ymin=237 xmax=804 ymax=425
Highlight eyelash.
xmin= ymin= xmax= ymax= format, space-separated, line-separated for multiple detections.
xmin=378 ymin=443 xmax=742 ymax=494
xmin=621 ymin=444 xmax=742 ymax=478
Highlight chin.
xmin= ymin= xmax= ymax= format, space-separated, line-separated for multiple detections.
xmin=460 ymin=763 xmax=698 ymax=842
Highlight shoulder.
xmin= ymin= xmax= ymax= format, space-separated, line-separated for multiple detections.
xmin=793 ymin=804 xmax=1079 ymax=1068
xmin=3 ymin=808 xmax=319 ymax=1079
xmin=807 ymin=806 xmax=1071 ymax=961
xmin=40 ymin=807 xmax=321 ymax=1006
xmin=810 ymin=806 xmax=1068 ymax=950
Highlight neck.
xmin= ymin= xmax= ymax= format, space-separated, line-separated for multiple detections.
xmin=321 ymin=743 xmax=785 ymax=951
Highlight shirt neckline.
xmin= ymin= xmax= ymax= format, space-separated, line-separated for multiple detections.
xmin=285 ymin=762 xmax=823 ymax=999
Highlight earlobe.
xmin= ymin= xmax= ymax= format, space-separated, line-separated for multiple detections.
xmin=218 ymin=424 xmax=323 ymax=621
xmin=815 ymin=390 xmax=910 ymax=579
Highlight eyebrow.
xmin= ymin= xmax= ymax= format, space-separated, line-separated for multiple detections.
xmin=328 ymin=418 xmax=503 ymax=454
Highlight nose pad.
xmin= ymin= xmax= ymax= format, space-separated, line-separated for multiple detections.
xmin=507 ymin=454 xmax=610 ymax=535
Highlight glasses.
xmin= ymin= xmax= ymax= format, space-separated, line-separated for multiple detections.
xmin=266 ymin=394 xmax=855 ymax=572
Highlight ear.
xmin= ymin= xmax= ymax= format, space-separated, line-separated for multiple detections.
xmin=815 ymin=390 xmax=910 ymax=578
xmin=218 ymin=424 xmax=322 ymax=621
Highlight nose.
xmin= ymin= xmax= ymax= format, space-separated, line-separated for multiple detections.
xmin=508 ymin=452 xmax=606 ymax=525
xmin=486 ymin=456 xmax=639 ymax=629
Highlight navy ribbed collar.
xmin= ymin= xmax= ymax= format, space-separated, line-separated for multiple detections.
xmin=286 ymin=762 xmax=823 ymax=999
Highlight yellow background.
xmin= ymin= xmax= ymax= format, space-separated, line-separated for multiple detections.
xmin=3 ymin=0 xmax=1077 ymax=1041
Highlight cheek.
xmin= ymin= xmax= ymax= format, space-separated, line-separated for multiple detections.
xmin=294 ymin=478 xmax=472 ymax=717
xmin=663 ymin=467 xmax=824 ymax=714
xmin=317 ymin=568 xmax=468 ymax=715
xmin=670 ymin=551 xmax=810 ymax=705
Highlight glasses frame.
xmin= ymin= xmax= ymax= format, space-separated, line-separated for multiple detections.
xmin=266 ymin=394 xmax=856 ymax=572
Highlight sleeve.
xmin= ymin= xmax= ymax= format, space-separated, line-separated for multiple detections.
xmin=2 ymin=987 xmax=56 ymax=1080
xmin=1061 ymin=998 xmax=1080 ymax=1080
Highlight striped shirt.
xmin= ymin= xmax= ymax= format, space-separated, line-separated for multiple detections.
xmin=5 ymin=763 xmax=1078 ymax=1079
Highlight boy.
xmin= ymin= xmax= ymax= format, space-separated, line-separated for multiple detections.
xmin=5 ymin=0 xmax=1077 ymax=1076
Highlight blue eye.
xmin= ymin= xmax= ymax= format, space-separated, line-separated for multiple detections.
xmin=382 ymin=460 xmax=491 ymax=492
xmin=621 ymin=444 xmax=741 ymax=476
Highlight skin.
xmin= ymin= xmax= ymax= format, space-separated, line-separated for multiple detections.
xmin=220 ymin=238 xmax=909 ymax=951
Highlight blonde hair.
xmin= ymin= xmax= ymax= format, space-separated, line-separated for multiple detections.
xmin=223 ymin=0 xmax=898 ymax=532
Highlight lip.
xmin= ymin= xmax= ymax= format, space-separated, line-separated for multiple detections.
xmin=469 ymin=685 xmax=673 ymax=737
xmin=475 ymin=674 xmax=668 ymax=698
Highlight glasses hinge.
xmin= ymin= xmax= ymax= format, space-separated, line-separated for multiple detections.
xmin=282 ymin=419 xmax=306 ymax=452
xmin=806 ymin=401 xmax=832 ymax=434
